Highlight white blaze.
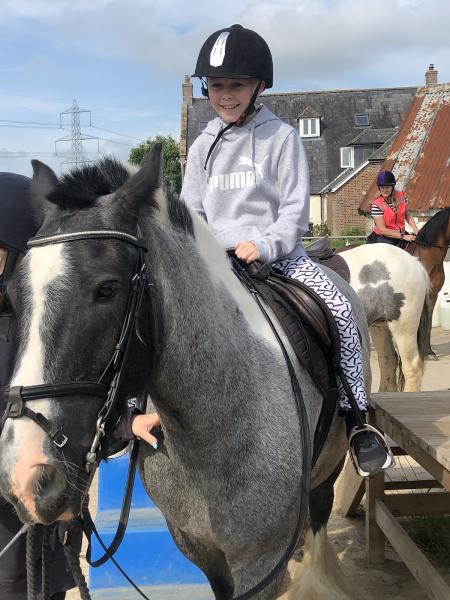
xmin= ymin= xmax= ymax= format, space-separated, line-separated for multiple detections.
xmin=12 ymin=244 xmax=66 ymax=386
xmin=3 ymin=244 xmax=67 ymax=480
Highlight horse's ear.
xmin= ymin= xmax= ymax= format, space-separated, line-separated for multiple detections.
xmin=118 ymin=144 xmax=166 ymax=220
xmin=31 ymin=160 xmax=59 ymax=225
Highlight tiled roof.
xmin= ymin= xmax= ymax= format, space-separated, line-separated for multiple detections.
xmin=347 ymin=127 xmax=397 ymax=146
xmin=367 ymin=131 xmax=398 ymax=161
xmin=298 ymin=106 xmax=321 ymax=119
xmin=360 ymin=83 xmax=450 ymax=212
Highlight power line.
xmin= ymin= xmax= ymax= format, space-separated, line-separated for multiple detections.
xmin=89 ymin=125 xmax=145 ymax=142
xmin=0 ymin=153 xmax=58 ymax=157
xmin=0 ymin=119 xmax=61 ymax=128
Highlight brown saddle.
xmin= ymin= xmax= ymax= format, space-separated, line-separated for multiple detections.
xmin=233 ymin=258 xmax=344 ymax=464
xmin=305 ymin=237 xmax=350 ymax=283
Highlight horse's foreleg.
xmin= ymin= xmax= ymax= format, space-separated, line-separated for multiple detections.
xmin=286 ymin=527 xmax=350 ymax=600
xmin=287 ymin=460 xmax=349 ymax=600
xmin=370 ymin=325 xmax=399 ymax=392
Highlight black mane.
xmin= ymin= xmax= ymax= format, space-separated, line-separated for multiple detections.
xmin=47 ymin=158 xmax=131 ymax=210
xmin=415 ymin=208 xmax=450 ymax=245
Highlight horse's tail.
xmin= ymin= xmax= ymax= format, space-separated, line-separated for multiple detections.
xmin=417 ymin=283 xmax=432 ymax=363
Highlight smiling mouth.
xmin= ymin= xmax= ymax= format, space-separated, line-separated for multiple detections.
xmin=221 ymin=104 xmax=239 ymax=109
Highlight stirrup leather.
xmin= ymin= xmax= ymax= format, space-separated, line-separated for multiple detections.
xmin=348 ymin=424 xmax=395 ymax=477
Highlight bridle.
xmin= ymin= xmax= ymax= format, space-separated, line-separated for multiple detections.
xmin=4 ymin=229 xmax=159 ymax=472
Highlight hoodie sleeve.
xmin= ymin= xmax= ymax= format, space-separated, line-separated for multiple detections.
xmin=180 ymin=139 xmax=207 ymax=221
xmin=255 ymin=130 xmax=309 ymax=262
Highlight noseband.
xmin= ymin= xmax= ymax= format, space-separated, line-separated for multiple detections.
xmin=4 ymin=230 xmax=158 ymax=471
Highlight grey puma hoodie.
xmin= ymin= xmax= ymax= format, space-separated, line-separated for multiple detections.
xmin=181 ymin=105 xmax=309 ymax=263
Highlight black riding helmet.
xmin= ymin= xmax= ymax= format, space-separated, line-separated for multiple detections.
xmin=0 ymin=172 xmax=38 ymax=283
xmin=193 ymin=24 xmax=273 ymax=89
xmin=194 ymin=25 xmax=273 ymax=169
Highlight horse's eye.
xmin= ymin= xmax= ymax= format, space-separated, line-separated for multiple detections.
xmin=96 ymin=282 xmax=118 ymax=300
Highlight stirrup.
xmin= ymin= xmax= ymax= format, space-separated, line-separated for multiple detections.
xmin=348 ymin=424 xmax=395 ymax=477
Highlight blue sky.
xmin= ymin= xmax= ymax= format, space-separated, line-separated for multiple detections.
xmin=1 ymin=0 xmax=449 ymax=176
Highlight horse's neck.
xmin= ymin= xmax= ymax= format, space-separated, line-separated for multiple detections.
xmin=143 ymin=220 xmax=278 ymax=443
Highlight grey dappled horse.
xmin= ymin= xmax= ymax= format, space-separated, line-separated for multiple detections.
xmin=0 ymin=148 xmax=371 ymax=600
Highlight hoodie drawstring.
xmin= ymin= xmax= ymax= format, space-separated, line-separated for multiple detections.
xmin=250 ymin=119 xmax=257 ymax=185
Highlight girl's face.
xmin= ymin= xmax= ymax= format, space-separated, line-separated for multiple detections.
xmin=207 ymin=77 xmax=263 ymax=123
xmin=379 ymin=185 xmax=394 ymax=199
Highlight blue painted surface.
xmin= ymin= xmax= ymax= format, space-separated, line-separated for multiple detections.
xmin=89 ymin=454 xmax=209 ymax=591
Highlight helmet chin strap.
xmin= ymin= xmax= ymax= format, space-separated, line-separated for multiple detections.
xmin=203 ymin=81 xmax=262 ymax=170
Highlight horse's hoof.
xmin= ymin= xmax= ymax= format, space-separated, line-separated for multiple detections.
xmin=426 ymin=352 xmax=439 ymax=361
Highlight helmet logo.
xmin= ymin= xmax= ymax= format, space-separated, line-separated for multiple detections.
xmin=210 ymin=32 xmax=230 ymax=67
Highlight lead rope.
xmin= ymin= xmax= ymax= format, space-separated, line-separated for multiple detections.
xmin=58 ymin=521 xmax=92 ymax=600
xmin=25 ymin=524 xmax=55 ymax=600
xmin=26 ymin=525 xmax=40 ymax=600
xmin=41 ymin=524 xmax=55 ymax=600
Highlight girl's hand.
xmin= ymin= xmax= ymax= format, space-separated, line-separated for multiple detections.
xmin=235 ymin=241 xmax=260 ymax=263
xmin=404 ymin=233 xmax=416 ymax=242
xmin=131 ymin=412 xmax=161 ymax=448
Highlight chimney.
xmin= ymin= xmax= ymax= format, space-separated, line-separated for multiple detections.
xmin=425 ymin=64 xmax=438 ymax=86
xmin=182 ymin=75 xmax=193 ymax=105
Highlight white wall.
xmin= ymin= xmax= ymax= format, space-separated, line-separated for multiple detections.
xmin=309 ymin=195 xmax=324 ymax=225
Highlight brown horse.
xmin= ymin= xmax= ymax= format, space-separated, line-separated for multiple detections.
xmin=406 ymin=207 xmax=450 ymax=357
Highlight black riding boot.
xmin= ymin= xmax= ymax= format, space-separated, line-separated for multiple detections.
xmin=344 ymin=411 xmax=394 ymax=476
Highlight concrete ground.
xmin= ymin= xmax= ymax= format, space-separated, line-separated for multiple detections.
xmin=68 ymin=326 xmax=450 ymax=600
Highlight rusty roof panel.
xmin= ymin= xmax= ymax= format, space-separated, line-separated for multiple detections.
xmin=407 ymin=104 xmax=450 ymax=211
xmin=388 ymin=96 xmax=424 ymax=157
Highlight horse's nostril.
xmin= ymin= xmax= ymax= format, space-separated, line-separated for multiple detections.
xmin=33 ymin=464 xmax=64 ymax=499
xmin=36 ymin=464 xmax=58 ymax=486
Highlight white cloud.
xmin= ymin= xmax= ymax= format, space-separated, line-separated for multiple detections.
xmin=3 ymin=0 xmax=450 ymax=88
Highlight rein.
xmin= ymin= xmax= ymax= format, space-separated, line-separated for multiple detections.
xmin=406 ymin=239 xmax=450 ymax=251
xmin=229 ymin=258 xmax=312 ymax=600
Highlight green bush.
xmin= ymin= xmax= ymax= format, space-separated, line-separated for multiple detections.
xmin=340 ymin=226 xmax=366 ymax=237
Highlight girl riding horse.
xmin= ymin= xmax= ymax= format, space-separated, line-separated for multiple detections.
xmin=367 ymin=170 xmax=419 ymax=247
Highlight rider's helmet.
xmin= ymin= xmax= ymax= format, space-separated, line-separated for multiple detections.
xmin=0 ymin=173 xmax=38 ymax=284
xmin=193 ymin=24 xmax=273 ymax=91
xmin=376 ymin=170 xmax=396 ymax=187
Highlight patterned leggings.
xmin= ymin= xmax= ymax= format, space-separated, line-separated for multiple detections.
xmin=276 ymin=255 xmax=367 ymax=411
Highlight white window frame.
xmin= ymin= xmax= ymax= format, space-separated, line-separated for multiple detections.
xmin=340 ymin=146 xmax=354 ymax=168
xmin=299 ymin=117 xmax=320 ymax=138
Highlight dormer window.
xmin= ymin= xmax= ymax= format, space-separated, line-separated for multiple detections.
xmin=354 ymin=113 xmax=369 ymax=127
xmin=297 ymin=106 xmax=321 ymax=138
xmin=299 ymin=117 xmax=320 ymax=138
xmin=340 ymin=146 xmax=354 ymax=168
